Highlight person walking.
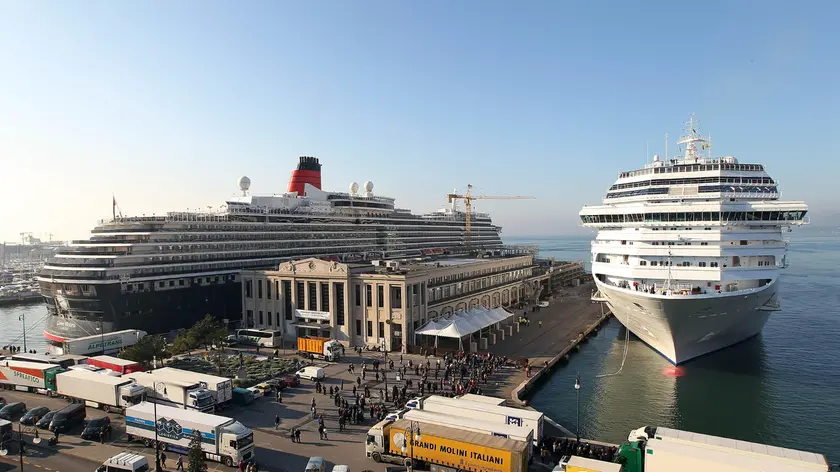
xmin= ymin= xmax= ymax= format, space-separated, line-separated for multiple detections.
xmin=176 ymin=455 xmax=184 ymax=471
xmin=294 ymin=428 xmax=302 ymax=443
xmin=160 ymin=452 xmax=168 ymax=469
xmin=274 ymin=415 xmax=280 ymax=430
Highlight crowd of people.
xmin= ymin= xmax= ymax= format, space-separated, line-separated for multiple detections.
xmin=536 ymin=436 xmax=618 ymax=466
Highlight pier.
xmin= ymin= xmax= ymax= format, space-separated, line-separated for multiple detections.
xmin=482 ymin=281 xmax=611 ymax=405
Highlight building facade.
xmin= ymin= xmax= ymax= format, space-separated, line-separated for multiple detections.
xmin=240 ymin=255 xmax=546 ymax=353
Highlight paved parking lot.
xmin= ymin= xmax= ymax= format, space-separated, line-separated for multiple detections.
xmin=1 ymin=347 xmax=513 ymax=472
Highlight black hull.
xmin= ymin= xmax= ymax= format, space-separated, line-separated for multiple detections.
xmin=40 ymin=276 xmax=242 ymax=343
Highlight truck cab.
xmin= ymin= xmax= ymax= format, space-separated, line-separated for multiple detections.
xmin=364 ymin=420 xmax=390 ymax=463
xmin=119 ymin=384 xmax=146 ymax=408
xmin=220 ymin=421 xmax=255 ymax=464
xmin=323 ymin=340 xmax=343 ymax=361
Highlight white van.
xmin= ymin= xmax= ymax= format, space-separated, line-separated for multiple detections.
xmin=331 ymin=466 xmax=350 ymax=472
xmin=97 ymin=452 xmax=150 ymax=472
xmin=296 ymin=366 xmax=325 ymax=381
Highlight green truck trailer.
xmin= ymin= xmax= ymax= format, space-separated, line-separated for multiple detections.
xmin=555 ymin=426 xmax=830 ymax=472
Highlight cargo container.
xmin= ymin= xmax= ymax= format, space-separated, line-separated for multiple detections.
xmin=554 ymin=456 xmax=622 ymax=472
xmin=414 ymin=395 xmax=544 ymax=442
xmin=402 ymin=410 xmax=533 ymax=443
xmin=55 ymin=369 xmax=145 ymax=413
xmin=153 ymin=368 xmax=233 ymax=409
xmin=57 ymin=330 xmax=146 ymax=356
xmin=125 ymin=402 xmax=254 ymax=467
xmin=297 ymin=337 xmax=342 ymax=361
xmin=606 ymin=425 xmax=830 ymax=472
xmin=125 ymin=372 xmax=215 ymax=413
xmin=457 ymin=394 xmax=506 ymax=406
xmin=0 ymin=360 xmax=64 ymax=392
xmin=87 ymin=355 xmax=142 ymax=375
xmin=365 ymin=418 xmax=529 ymax=472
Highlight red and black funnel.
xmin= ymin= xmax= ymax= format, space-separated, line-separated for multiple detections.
xmin=288 ymin=156 xmax=322 ymax=194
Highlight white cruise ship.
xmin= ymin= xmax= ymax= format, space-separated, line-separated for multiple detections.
xmin=36 ymin=156 xmax=504 ymax=343
xmin=579 ymin=117 xmax=808 ymax=364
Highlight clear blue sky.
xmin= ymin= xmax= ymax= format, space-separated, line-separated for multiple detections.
xmin=1 ymin=1 xmax=838 ymax=242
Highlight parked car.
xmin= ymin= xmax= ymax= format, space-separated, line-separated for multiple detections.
xmin=0 ymin=402 xmax=26 ymax=420
xmin=251 ymin=382 xmax=275 ymax=395
xmin=49 ymin=403 xmax=86 ymax=433
xmin=19 ymin=406 xmax=50 ymax=425
xmin=245 ymin=387 xmax=264 ymax=399
xmin=282 ymin=374 xmax=300 ymax=388
xmin=81 ymin=416 xmax=111 ymax=441
xmin=36 ymin=410 xmax=59 ymax=429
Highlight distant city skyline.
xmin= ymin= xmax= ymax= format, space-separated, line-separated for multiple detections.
xmin=2 ymin=2 xmax=838 ymax=243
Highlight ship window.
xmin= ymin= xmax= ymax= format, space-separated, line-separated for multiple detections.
xmin=651 ymin=261 xmax=658 ymax=266
xmin=179 ymin=280 xmax=185 ymax=286
xmin=169 ymin=280 xmax=175 ymax=287
xmin=699 ymin=262 xmax=707 ymax=267
xmin=159 ymin=281 xmax=165 ymax=288
xmin=639 ymin=260 xmax=647 ymax=266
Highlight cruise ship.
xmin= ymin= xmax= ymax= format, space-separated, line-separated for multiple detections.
xmin=579 ymin=117 xmax=808 ymax=364
xmin=37 ymin=157 xmax=504 ymax=343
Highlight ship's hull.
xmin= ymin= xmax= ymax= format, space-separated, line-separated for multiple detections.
xmin=595 ymin=278 xmax=778 ymax=364
xmin=40 ymin=277 xmax=242 ymax=343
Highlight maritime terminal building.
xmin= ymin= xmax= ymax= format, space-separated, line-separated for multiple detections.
xmin=240 ymin=251 xmax=555 ymax=352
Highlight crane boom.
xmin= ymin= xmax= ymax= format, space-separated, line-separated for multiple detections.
xmin=446 ymin=184 xmax=535 ymax=240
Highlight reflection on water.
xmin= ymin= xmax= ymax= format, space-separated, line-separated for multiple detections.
xmin=0 ymin=304 xmax=49 ymax=352
xmin=530 ymin=319 xmax=776 ymax=444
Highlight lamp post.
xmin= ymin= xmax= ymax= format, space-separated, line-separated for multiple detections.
xmin=574 ymin=373 xmax=581 ymax=442
xmin=399 ymin=421 xmax=421 ymax=472
xmin=19 ymin=312 xmax=27 ymax=353
xmin=18 ymin=423 xmax=24 ymax=472
xmin=151 ymin=382 xmax=167 ymax=471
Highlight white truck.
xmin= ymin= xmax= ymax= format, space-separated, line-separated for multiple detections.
xmin=126 ymin=372 xmax=215 ymax=413
xmin=0 ymin=360 xmax=63 ymax=392
xmin=457 ymin=393 xmax=506 ymax=406
xmin=57 ymin=329 xmax=147 ymax=356
xmin=402 ymin=409 xmax=534 ymax=443
xmin=412 ymin=395 xmax=544 ymax=443
xmin=55 ymin=369 xmax=146 ymax=413
xmin=125 ymin=402 xmax=255 ymax=467
xmin=614 ymin=425 xmax=831 ymax=472
xmin=152 ymin=368 xmax=233 ymax=410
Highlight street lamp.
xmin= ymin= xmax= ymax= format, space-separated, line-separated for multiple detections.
xmin=399 ymin=421 xmax=422 ymax=472
xmin=150 ymin=382 xmax=168 ymax=471
xmin=574 ymin=373 xmax=581 ymax=442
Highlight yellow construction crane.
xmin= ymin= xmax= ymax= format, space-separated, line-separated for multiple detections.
xmin=447 ymin=184 xmax=535 ymax=233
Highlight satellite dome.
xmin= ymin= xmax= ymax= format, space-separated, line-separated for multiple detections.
xmin=363 ymin=181 xmax=374 ymax=192
xmin=350 ymin=182 xmax=360 ymax=194
xmin=653 ymin=154 xmax=660 ymax=162
xmin=238 ymin=176 xmax=251 ymax=191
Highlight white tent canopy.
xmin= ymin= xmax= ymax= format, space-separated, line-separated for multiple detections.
xmin=417 ymin=305 xmax=514 ymax=340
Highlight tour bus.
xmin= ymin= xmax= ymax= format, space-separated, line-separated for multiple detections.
xmin=229 ymin=329 xmax=284 ymax=348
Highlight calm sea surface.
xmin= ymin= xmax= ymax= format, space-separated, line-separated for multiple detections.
xmin=509 ymin=230 xmax=840 ymax=465
xmin=2 ymin=231 xmax=839 ymax=462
